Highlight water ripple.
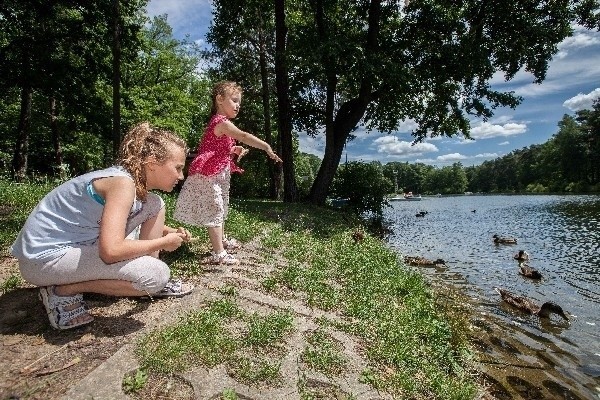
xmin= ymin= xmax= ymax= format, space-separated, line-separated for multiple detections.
xmin=384 ymin=194 xmax=600 ymax=391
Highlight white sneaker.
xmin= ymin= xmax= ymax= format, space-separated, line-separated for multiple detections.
xmin=211 ymin=250 xmax=240 ymax=265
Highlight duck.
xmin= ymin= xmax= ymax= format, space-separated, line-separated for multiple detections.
xmin=513 ymin=250 xmax=529 ymax=262
xmin=352 ymin=229 xmax=365 ymax=244
xmin=519 ymin=263 xmax=542 ymax=280
xmin=404 ymin=256 xmax=446 ymax=266
xmin=493 ymin=234 xmax=517 ymax=244
xmin=416 ymin=211 xmax=428 ymax=217
xmin=494 ymin=287 xmax=568 ymax=320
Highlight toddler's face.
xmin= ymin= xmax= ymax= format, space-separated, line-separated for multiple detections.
xmin=218 ymin=90 xmax=241 ymax=119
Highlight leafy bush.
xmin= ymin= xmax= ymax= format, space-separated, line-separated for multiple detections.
xmin=331 ymin=161 xmax=393 ymax=217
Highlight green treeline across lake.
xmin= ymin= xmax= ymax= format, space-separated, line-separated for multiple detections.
xmin=2 ymin=1 xmax=599 ymax=205
xmin=379 ymin=104 xmax=600 ymax=196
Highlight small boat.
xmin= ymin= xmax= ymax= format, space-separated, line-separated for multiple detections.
xmin=493 ymin=234 xmax=517 ymax=244
xmin=388 ymin=192 xmax=422 ymax=201
xmin=403 ymin=192 xmax=422 ymax=201
xmin=494 ymin=288 xmax=568 ymax=320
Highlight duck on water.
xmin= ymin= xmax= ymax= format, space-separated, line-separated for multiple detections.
xmin=494 ymin=287 xmax=568 ymax=320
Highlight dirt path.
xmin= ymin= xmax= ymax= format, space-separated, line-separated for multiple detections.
xmin=0 ymin=240 xmax=593 ymax=399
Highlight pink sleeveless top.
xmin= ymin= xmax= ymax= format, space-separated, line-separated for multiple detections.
xmin=188 ymin=114 xmax=244 ymax=176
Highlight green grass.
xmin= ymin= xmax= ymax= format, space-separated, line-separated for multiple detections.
xmin=0 ymin=179 xmax=478 ymax=399
xmin=0 ymin=274 xmax=24 ymax=294
xmin=301 ymin=329 xmax=346 ymax=376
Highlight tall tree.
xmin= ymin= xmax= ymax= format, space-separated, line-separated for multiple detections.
xmin=284 ymin=0 xmax=596 ymax=204
xmin=0 ymin=0 xmax=146 ymax=178
xmin=275 ymin=0 xmax=298 ymax=201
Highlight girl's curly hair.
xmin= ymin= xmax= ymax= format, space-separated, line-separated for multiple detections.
xmin=117 ymin=122 xmax=188 ymax=201
xmin=210 ymin=81 xmax=242 ymax=116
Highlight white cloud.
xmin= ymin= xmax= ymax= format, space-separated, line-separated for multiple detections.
xmin=374 ymin=136 xmax=438 ymax=157
xmin=491 ymin=27 xmax=600 ymax=98
xmin=298 ymin=135 xmax=325 ymax=157
xmin=475 ymin=153 xmax=499 ymax=158
xmin=499 ymin=141 xmax=509 ymax=145
xmin=563 ymin=88 xmax=600 ymax=111
xmin=437 ymin=153 xmax=466 ymax=161
xmin=470 ymin=122 xmax=527 ymax=139
xmin=146 ymin=0 xmax=212 ymax=42
xmin=558 ymin=26 xmax=600 ymax=57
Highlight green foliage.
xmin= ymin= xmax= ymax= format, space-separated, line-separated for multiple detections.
xmin=332 ymin=161 xmax=393 ymax=217
xmin=244 ymin=310 xmax=294 ymax=347
xmin=0 ymin=274 xmax=24 ymax=294
xmin=301 ymin=329 xmax=346 ymax=376
xmin=122 ymin=368 xmax=148 ymax=394
xmin=0 ymin=179 xmax=56 ymax=255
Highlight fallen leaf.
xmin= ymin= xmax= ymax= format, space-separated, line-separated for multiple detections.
xmin=34 ymin=357 xmax=81 ymax=377
xmin=3 ymin=336 xmax=23 ymax=346
xmin=31 ymin=337 xmax=46 ymax=346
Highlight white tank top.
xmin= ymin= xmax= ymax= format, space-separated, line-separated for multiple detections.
xmin=10 ymin=166 xmax=141 ymax=262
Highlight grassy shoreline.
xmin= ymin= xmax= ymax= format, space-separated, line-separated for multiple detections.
xmin=0 ymin=180 xmax=479 ymax=399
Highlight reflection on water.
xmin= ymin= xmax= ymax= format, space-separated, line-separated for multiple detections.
xmin=384 ymin=194 xmax=600 ymax=396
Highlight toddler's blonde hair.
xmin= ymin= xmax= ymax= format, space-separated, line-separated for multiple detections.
xmin=210 ymin=81 xmax=242 ymax=116
xmin=117 ymin=122 xmax=188 ymax=200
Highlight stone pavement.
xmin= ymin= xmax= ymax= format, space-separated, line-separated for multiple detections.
xmin=62 ymin=240 xmax=392 ymax=400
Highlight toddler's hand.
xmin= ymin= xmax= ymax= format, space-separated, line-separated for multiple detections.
xmin=232 ymin=146 xmax=249 ymax=161
xmin=266 ymin=148 xmax=282 ymax=163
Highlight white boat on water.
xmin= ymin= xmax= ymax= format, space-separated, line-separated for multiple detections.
xmin=389 ymin=192 xmax=422 ymax=201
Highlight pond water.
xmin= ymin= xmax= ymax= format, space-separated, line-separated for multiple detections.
xmin=384 ymin=194 xmax=600 ymax=397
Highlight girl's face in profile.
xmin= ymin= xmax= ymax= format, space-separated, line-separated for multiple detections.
xmin=217 ymin=89 xmax=241 ymax=119
xmin=145 ymin=144 xmax=186 ymax=192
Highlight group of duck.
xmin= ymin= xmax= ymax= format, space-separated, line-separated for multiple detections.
xmin=492 ymin=235 xmax=569 ymax=321
xmin=403 ymin=234 xmax=569 ymax=321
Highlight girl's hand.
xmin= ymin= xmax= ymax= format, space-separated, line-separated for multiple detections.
xmin=176 ymin=227 xmax=192 ymax=242
xmin=232 ymin=146 xmax=249 ymax=161
xmin=162 ymin=232 xmax=186 ymax=251
xmin=266 ymin=148 xmax=282 ymax=163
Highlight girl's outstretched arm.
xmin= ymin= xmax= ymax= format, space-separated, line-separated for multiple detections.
xmin=215 ymin=120 xmax=282 ymax=163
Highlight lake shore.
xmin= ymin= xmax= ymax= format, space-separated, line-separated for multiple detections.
xmin=1 ymin=182 xmax=597 ymax=398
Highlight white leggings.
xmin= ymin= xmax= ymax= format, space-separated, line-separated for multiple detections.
xmin=18 ymin=194 xmax=170 ymax=294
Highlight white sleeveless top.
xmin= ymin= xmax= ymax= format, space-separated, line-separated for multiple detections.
xmin=10 ymin=166 xmax=141 ymax=262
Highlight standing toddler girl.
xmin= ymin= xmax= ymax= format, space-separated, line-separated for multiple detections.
xmin=174 ymin=81 xmax=282 ymax=265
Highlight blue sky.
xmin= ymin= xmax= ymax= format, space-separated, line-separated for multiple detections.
xmin=147 ymin=0 xmax=600 ymax=167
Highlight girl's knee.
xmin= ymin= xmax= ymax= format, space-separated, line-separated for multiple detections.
xmin=132 ymin=261 xmax=170 ymax=294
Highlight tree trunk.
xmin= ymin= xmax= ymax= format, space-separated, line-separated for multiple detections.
xmin=112 ymin=0 xmax=121 ymax=158
xmin=12 ymin=85 xmax=33 ymax=182
xmin=258 ymin=21 xmax=282 ymax=200
xmin=307 ymin=0 xmax=381 ymax=205
xmin=275 ymin=0 xmax=298 ymax=202
xmin=49 ymin=96 xmax=63 ymax=167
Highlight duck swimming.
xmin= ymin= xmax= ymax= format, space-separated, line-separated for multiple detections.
xmin=493 ymin=234 xmax=517 ymax=244
xmin=513 ymin=250 xmax=529 ymax=262
xmin=519 ymin=263 xmax=542 ymax=280
xmin=404 ymin=256 xmax=446 ymax=266
xmin=494 ymin=287 xmax=568 ymax=320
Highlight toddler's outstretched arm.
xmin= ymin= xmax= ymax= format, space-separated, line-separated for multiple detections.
xmin=216 ymin=120 xmax=282 ymax=163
